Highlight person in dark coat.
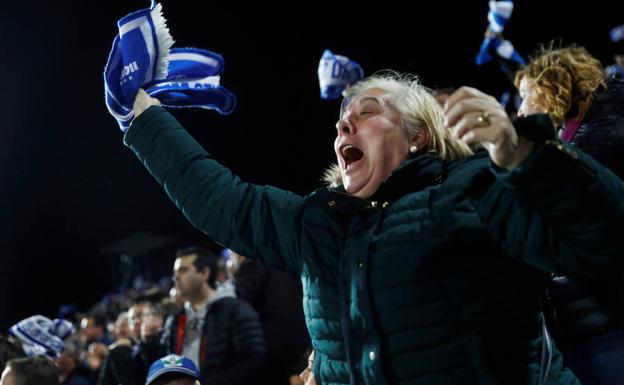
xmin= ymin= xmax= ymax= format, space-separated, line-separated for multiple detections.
xmin=97 ymin=301 xmax=163 ymax=385
xmin=146 ymin=248 xmax=265 ymax=385
xmin=227 ymin=250 xmax=310 ymax=385
xmin=101 ymin=248 xmax=265 ymax=385
xmin=57 ymin=339 xmax=92 ymax=385
xmin=515 ymin=44 xmax=624 ymax=385
xmin=119 ymin=71 xmax=624 ymax=385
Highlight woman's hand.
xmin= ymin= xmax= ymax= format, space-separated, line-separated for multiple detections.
xmin=132 ymin=88 xmax=161 ymax=118
xmin=444 ymin=86 xmax=533 ymax=170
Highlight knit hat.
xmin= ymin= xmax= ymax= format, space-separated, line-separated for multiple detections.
xmin=9 ymin=315 xmax=75 ymax=358
xmin=146 ymin=354 xmax=201 ymax=385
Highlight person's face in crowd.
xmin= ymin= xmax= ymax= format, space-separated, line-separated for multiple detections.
xmin=615 ymin=54 xmax=624 ymax=67
xmin=80 ymin=317 xmax=103 ymax=344
xmin=55 ymin=351 xmax=77 ymax=377
xmin=128 ymin=303 xmax=148 ymax=340
xmin=517 ymin=76 xmax=546 ymax=117
xmin=140 ymin=310 xmax=164 ymax=342
xmin=87 ymin=342 xmax=108 ymax=370
xmin=0 ymin=366 xmax=15 ymax=385
xmin=114 ymin=313 xmax=132 ymax=340
xmin=334 ymin=88 xmax=412 ymax=199
xmin=173 ymin=255 xmax=208 ymax=298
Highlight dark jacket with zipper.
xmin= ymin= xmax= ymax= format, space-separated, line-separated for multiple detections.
xmin=124 ymin=106 xmax=624 ymax=385
xmin=568 ymin=77 xmax=624 ymax=178
xmin=548 ymin=77 xmax=624 ymax=341
xmin=106 ymin=295 xmax=265 ymax=385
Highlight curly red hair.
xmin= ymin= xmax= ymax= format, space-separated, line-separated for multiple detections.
xmin=514 ymin=45 xmax=606 ymax=127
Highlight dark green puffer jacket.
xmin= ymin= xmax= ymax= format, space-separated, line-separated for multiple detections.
xmin=125 ymin=106 xmax=624 ymax=385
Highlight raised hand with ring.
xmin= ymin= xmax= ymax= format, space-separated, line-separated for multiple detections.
xmin=476 ymin=111 xmax=491 ymax=126
xmin=443 ymin=86 xmax=534 ymax=170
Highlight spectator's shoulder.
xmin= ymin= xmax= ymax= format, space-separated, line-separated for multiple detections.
xmin=443 ymin=151 xmax=494 ymax=194
xmin=215 ymin=296 xmax=259 ymax=319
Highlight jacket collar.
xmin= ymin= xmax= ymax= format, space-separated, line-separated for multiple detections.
xmin=371 ymin=152 xmax=444 ymax=202
xmin=326 ymin=152 xmax=444 ymax=211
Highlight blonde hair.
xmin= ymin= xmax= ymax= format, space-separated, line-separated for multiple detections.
xmin=322 ymin=71 xmax=472 ymax=187
xmin=514 ymin=45 xmax=606 ymax=127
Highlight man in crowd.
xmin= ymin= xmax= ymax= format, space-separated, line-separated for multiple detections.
xmin=1 ymin=356 xmax=60 ymax=385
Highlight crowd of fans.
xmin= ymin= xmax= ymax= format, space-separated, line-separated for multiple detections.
xmin=1 ymin=247 xmax=311 ymax=385
xmin=3 ymin=8 xmax=624 ymax=385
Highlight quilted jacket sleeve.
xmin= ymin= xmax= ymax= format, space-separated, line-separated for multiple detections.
xmin=124 ymin=106 xmax=305 ymax=273
xmin=478 ymin=130 xmax=624 ymax=281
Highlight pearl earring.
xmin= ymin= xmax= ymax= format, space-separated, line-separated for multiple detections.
xmin=409 ymin=145 xmax=418 ymax=154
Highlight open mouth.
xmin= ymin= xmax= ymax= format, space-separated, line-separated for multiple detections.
xmin=340 ymin=144 xmax=364 ymax=170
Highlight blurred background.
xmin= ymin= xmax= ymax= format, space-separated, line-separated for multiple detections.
xmin=0 ymin=0 xmax=620 ymax=328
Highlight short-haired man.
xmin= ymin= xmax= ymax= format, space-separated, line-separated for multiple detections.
xmin=139 ymin=247 xmax=266 ymax=385
xmin=1 ymin=356 xmax=60 ymax=385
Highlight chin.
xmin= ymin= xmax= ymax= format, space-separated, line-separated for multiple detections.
xmin=343 ymin=174 xmax=375 ymax=197
xmin=346 ymin=183 xmax=372 ymax=198
xmin=344 ymin=182 xmax=360 ymax=196
xmin=343 ymin=182 xmax=356 ymax=194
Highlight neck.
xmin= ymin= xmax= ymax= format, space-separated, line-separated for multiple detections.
xmin=188 ymin=285 xmax=214 ymax=309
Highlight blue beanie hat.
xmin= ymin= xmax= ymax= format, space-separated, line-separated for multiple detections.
xmin=9 ymin=315 xmax=75 ymax=358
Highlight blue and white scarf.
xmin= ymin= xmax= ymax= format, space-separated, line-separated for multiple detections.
xmin=318 ymin=49 xmax=364 ymax=100
xmin=146 ymin=48 xmax=236 ymax=113
xmin=476 ymin=36 xmax=525 ymax=66
xmin=486 ymin=0 xmax=513 ymax=34
xmin=475 ymin=0 xmax=525 ymax=66
xmin=606 ymin=64 xmax=624 ymax=79
xmin=104 ymin=2 xmax=236 ymax=131
xmin=610 ymin=24 xmax=624 ymax=44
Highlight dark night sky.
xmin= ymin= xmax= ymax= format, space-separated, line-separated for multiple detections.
xmin=0 ymin=0 xmax=620 ymax=328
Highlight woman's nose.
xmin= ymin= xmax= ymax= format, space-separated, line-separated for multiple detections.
xmin=516 ymin=101 xmax=527 ymax=117
xmin=337 ymin=118 xmax=355 ymax=136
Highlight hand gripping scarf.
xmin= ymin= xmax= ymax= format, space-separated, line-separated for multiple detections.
xmin=104 ymin=2 xmax=236 ymax=131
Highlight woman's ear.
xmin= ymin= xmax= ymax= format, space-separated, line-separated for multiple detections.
xmin=410 ymin=128 xmax=430 ymax=151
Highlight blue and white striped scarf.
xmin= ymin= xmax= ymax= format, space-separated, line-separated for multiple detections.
xmin=475 ymin=0 xmax=525 ymax=67
xmin=487 ymin=0 xmax=513 ymax=34
xmin=104 ymin=2 xmax=235 ymax=131
xmin=318 ymin=49 xmax=364 ymax=100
